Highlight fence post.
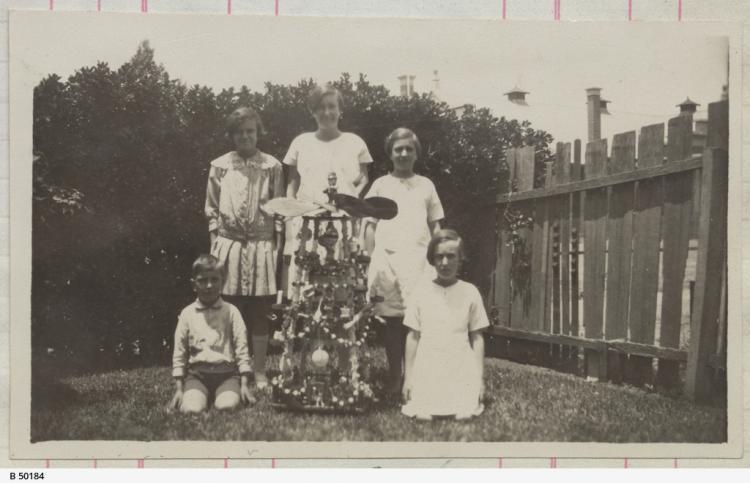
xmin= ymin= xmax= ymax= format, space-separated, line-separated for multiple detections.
xmin=630 ymin=123 xmax=665 ymax=386
xmin=685 ymin=147 xmax=727 ymax=401
xmin=657 ymin=114 xmax=694 ymax=388
xmin=605 ymin=131 xmax=636 ymax=384
xmin=582 ymin=139 xmax=609 ymax=381
xmin=685 ymin=100 xmax=728 ymax=401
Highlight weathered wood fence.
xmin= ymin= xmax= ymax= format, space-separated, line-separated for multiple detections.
xmin=485 ymin=100 xmax=728 ymax=401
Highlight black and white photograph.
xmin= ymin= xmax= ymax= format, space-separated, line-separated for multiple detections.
xmin=8 ymin=10 xmax=742 ymax=459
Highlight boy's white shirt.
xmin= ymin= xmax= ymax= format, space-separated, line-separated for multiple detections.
xmin=171 ymin=297 xmax=252 ymax=378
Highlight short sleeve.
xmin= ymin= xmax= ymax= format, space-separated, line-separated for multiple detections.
xmin=425 ymin=179 xmax=445 ymax=223
xmin=269 ymin=159 xmax=285 ymax=199
xmin=355 ymin=136 xmax=374 ymax=164
xmin=364 ymin=177 xmax=381 ymax=199
xmin=282 ymin=136 xmax=299 ymax=167
xmin=467 ymin=285 xmax=490 ymax=332
xmin=402 ymin=287 xmax=422 ymax=332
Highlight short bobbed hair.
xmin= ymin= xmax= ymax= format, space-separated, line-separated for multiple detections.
xmin=225 ymin=106 xmax=265 ymax=138
xmin=191 ymin=254 xmax=222 ymax=278
xmin=384 ymin=127 xmax=422 ymax=159
xmin=426 ymin=229 xmax=467 ymax=266
xmin=307 ymin=84 xmax=344 ymax=113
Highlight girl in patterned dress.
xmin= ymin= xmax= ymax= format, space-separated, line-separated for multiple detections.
xmin=205 ymin=107 xmax=285 ymax=389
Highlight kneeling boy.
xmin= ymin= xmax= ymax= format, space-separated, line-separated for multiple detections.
xmin=170 ymin=254 xmax=255 ymax=413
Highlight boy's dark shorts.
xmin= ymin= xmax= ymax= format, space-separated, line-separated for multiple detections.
xmin=185 ymin=369 xmax=240 ymax=400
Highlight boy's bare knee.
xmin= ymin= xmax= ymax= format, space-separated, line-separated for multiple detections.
xmin=180 ymin=400 xmax=206 ymax=414
xmin=180 ymin=392 xmax=208 ymax=413
xmin=214 ymin=392 xmax=241 ymax=410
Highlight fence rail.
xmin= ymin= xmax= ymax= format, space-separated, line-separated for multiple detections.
xmin=485 ymin=100 xmax=728 ymax=401
xmin=494 ymin=156 xmax=702 ymax=203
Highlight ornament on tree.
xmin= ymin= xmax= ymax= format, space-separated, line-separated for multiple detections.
xmin=311 ymin=348 xmax=330 ymax=368
xmin=266 ymin=178 xmax=394 ymax=414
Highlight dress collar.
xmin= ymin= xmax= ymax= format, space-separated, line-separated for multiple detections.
xmin=389 ymin=173 xmax=418 ymax=190
xmin=195 ymin=297 xmax=224 ymax=311
xmin=231 ymin=151 xmax=266 ymax=169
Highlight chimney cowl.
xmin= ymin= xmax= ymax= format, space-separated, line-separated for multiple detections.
xmin=504 ymin=86 xmax=529 ymax=105
xmin=676 ymin=97 xmax=700 ymax=108
xmin=677 ymin=97 xmax=700 ymax=116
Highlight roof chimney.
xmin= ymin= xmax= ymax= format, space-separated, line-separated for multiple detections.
xmin=398 ymin=75 xmax=408 ymax=97
xmin=586 ymin=87 xmax=602 ymax=141
xmin=408 ymin=75 xmax=416 ymax=96
xmin=677 ymin=97 xmax=700 ymax=116
xmin=504 ymin=86 xmax=529 ymax=106
xmin=430 ymin=70 xmax=441 ymax=101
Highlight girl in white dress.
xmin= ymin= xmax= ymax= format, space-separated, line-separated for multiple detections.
xmin=364 ymin=128 xmax=444 ymax=395
xmin=401 ymin=229 xmax=489 ymax=420
xmin=283 ymin=84 xmax=373 ymax=299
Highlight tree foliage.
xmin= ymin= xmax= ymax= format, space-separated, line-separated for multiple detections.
xmin=32 ymin=41 xmax=552 ymax=369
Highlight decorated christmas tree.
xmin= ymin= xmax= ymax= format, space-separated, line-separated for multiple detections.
xmin=268 ymin=174 xmax=393 ymax=413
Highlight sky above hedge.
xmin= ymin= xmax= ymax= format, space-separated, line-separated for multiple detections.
xmin=16 ymin=13 xmax=729 ymax=143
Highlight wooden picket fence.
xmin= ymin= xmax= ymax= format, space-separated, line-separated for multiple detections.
xmin=484 ymin=100 xmax=728 ymax=401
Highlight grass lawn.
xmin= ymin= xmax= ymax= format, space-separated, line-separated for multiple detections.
xmin=31 ymin=353 xmax=726 ymax=442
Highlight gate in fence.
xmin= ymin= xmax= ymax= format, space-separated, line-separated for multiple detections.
xmin=484 ymin=100 xmax=728 ymax=402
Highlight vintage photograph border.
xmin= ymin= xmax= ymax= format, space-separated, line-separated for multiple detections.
xmin=7 ymin=11 xmax=745 ymax=459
